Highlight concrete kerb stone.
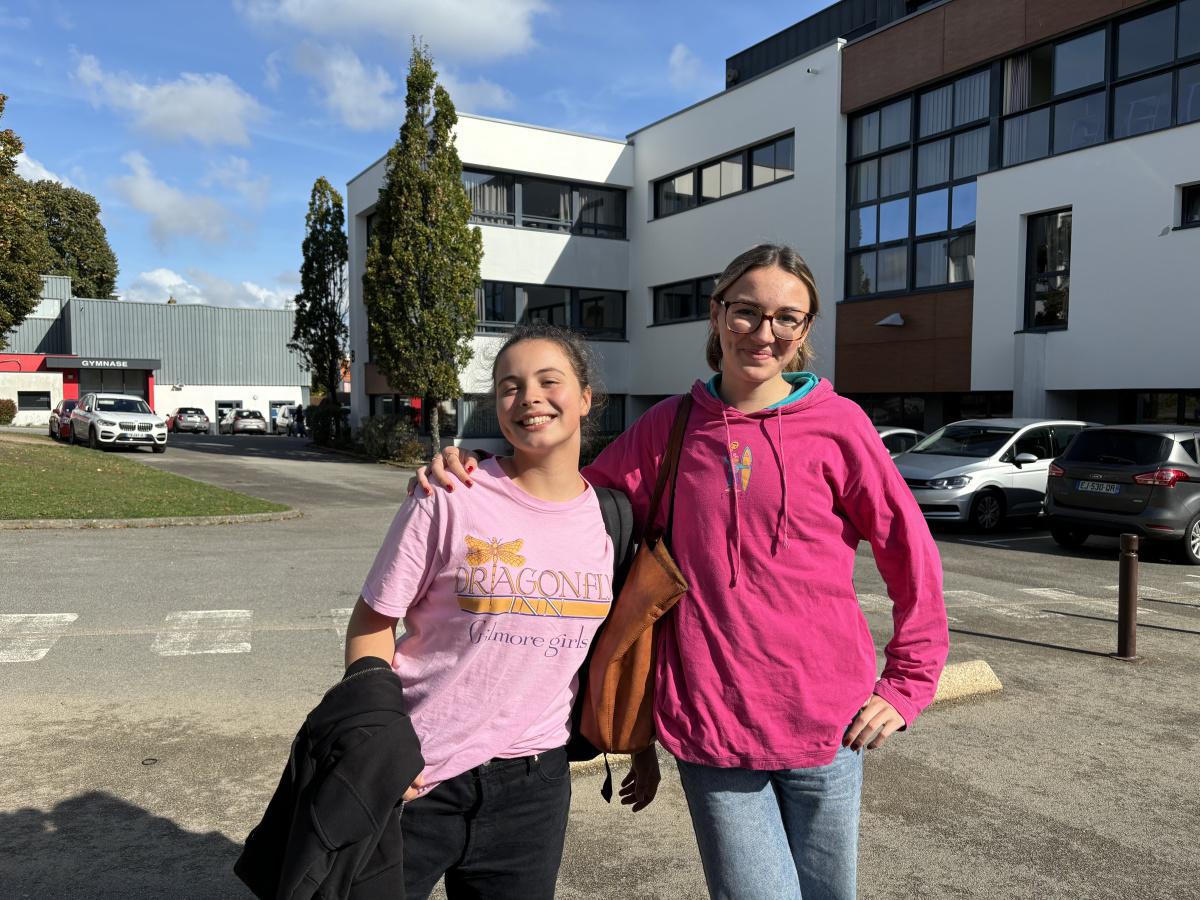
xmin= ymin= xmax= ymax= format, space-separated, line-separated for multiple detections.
xmin=0 ymin=509 xmax=303 ymax=530
xmin=932 ymin=658 xmax=1003 ymax=704
xmin=566 ymin=661 xmax=1001 ymax=780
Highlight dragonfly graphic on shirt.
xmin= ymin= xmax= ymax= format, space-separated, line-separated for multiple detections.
xmin=464 ymin=536 xmax=527 ymax=592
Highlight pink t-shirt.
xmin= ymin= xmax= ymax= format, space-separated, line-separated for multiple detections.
xmin=360 ymin=457 xmax=614 ymax=792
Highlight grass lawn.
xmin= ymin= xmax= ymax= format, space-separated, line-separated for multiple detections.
xmin=0 ymin=439 xmax=290 ymax=520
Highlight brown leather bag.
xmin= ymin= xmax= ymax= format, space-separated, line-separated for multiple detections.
xmin=581 ymin=395 xmax=692 ymax=754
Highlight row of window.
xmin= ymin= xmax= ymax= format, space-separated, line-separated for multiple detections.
xmin=654 ymin=132 xmax=794 ymax=219
xmin=475 ymin=281 xmax=626 ymax=340
xmin=461 ymin=169 xmax=627 ymax=239
xmin=845 ymin=0 xmax=1200 ymax=299
xmin=459 ymin=393 xmax=627 ymax=439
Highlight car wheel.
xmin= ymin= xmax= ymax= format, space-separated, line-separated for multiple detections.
xmin=970 ymin=490 xmax=1005 ymax=533
xmin=88 ymin=427 xmax=102 ymax=451
xmin=1180 ymin=513 xmax=1200 ymax=566
xmin=1050 ymin=525 xmax=1089 ymax=549
xmin=153 ymin=443 xmax=166 ymax=454
xmin=49 ymin=421 xmax=57 ymax=439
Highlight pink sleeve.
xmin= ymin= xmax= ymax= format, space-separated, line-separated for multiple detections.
xmin=833 ymin=406 xmax=949 ymax=726
xmin=582 ymin=396 xmax=678 ymax=532
xmin=360 ymin=495 xmax=445 ymax=619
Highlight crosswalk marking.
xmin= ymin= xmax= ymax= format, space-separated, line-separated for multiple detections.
xmin=0 ymin=614 xmax=79 ymax=662
xmin=1021 ymin=588 xmax=1078 ymax=601
xmin=152 ymin=610 xmax=252 ymax=656
xmin=989 ymin=605 xmax=1051 ymax=620
xmin=1104 ymin=585 xmax=1180 ymax=598
xmin=858 ymin=593 xmax=890 ymax=611
xmin=328 ymin=607 xmax=354 ymax=642
xmin=944 ymin=590 xmax=996 ymax=605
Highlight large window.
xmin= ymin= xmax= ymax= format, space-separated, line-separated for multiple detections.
xmin=461 ymin=169 xmax=625 ymax=239
xmin=1001 ymin=3 xmax=1200 ymax=167
xmin=653 ymin=132 xmax=794 ymax=219
xmin=17 ymin=391 xmax=51 ymax=410
xmin=652 ymin=276 xmax=717 ymax=325
xmin=1182 ymin=183 xmax=1200 ymax=227
xmin=462 ymin=171 xmax=515 ymax=225
xmin=847 ymin=70 xmax=986 ymax=297
xmin=475 ymin=281 xmax=626 ymax=339
xmin=1025 ymin=209 xmax=1072 ymax=330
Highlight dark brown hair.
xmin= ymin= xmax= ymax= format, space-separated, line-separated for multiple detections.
xmin=705 ymin=243 xmax=821 ymax=373
xmin=491 ymin=323 xmax=606 ymax=437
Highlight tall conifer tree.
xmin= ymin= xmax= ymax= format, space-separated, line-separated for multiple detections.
xmin=289 ymin=177 xmax=349 ymax=438
xmin=362 ymin=42 xmax=482 ymax=450
xmin=0 ymin=94 xmax=53 ymax=349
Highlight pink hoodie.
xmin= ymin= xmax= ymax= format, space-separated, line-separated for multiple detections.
xmin=583 ymin=378 xmax=947 ymax=769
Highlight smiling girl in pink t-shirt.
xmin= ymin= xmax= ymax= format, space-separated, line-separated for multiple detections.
xmin=345 ymin=325 xmax=658 ymax=900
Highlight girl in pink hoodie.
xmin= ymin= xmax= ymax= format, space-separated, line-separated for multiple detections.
xmin=422 ymin=244 xmax=948 ymax=900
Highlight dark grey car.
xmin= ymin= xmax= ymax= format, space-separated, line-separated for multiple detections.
xmin=1045 ymin=425 xmax=1200 ymax=564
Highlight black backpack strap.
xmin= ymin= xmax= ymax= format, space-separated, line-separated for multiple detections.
xmin=565 ymin=485 xmax=635 ymax=787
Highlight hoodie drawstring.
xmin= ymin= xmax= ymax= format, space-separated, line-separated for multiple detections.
xmin=776 ymin=407 xmax=790 ymax=550
xmin=721 ymin=406 xmax=743 ymax=588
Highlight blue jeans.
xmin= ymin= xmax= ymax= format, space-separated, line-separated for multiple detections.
xmin=401 ymin=746 xmax=571 ymax=900
xmin=675 ymin=746 xmax=864 ymax=900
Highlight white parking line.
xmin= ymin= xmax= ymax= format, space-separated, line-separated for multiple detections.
xmin=0 ymin=614 xmax=79 ymax=662
xmin=152 ymin=610 xmax=252 ymax=656
xmin=1104 ymin=585 xmax=1180 ymax=598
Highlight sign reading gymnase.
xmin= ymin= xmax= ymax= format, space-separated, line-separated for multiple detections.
xmin=43 ymin=356 xmax=162 ymax=370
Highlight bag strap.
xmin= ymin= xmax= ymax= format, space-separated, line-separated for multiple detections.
xmin=594 ymin=486 xmax=636 ymax=596
xmin=644 ymin=395 xmax=693 ymax=544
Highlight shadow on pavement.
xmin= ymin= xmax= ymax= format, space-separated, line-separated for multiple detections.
xmin=0 ymin=792 xmax=247 ymax=899
xmin=162 ymin=434 xmax=371 ymax=466
xmin=948 ymin=626 xmax=1116 ymax=658
xmin=931 ymin=520 xmax=1191 ymax=568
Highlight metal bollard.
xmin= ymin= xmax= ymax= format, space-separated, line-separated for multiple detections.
xmin=1115 ymin=533 xmax=1138 ymax=660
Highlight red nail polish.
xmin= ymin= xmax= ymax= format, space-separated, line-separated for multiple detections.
xmin=466 ymin=465 xmax=475 ymax=474
xmin=447 ymin=484 xmax=454 ymax=493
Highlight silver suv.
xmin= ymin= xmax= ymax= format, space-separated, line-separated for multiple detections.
xmin=894 ymin=418 xmax=1090 ymax=532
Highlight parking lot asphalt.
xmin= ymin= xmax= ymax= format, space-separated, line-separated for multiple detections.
xmin=2 ymin=430 xmax=1199 ymax=899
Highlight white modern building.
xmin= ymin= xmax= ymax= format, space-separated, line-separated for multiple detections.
xmin=346 ymin=0 xmax=1200 ymax=441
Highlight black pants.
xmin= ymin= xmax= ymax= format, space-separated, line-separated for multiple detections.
xmin=402 ymin=746 xmax=572 ymax=900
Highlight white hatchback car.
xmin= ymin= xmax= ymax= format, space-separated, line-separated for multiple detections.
xmin=69 ymin=392 xmax=168 ymax=453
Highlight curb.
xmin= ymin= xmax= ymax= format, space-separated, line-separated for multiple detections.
xmin=304 ymin=442 xmax=421 ymax=470
xmin=0 ymin=509 xmax=302 ymax=530
xmin=932 ymin=659 xmax=1003 ymax=704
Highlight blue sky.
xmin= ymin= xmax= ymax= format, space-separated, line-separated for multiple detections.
xmin=1 ymin=0 xmax=824 ymax=308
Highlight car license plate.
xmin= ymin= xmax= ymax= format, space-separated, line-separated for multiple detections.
xmin=1078 ymin=480 xmax=1120 ymax=495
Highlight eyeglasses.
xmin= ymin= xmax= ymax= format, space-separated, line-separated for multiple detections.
xmin=719 ymin=300 xmax=814 ymax=340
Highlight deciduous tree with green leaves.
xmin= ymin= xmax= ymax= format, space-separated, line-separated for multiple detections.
xmin=289 ymin=176 xmax=348 ymax=440
xmin=29 ymin=178 xmax=119 ymax=299
xmin=362 ymin=42 xmax=482 ymax=451
xmin=0 ymin=94 xmax=53 ymax=350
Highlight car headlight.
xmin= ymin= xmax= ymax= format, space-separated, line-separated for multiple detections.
xmin=96 ymin=418 xmax=116 ymax=427
xmin=928 ymin=475 xmax=972 ymax=490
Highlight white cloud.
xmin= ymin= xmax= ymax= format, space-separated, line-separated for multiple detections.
xmin=74 ymin=54 xmax=265 ymax=146
xmin=112 ymin=152 xmax=229 ymax=246
xmin=292 ymin=42 xmax=513 ymax=130
xmin=15 ymin=152 xmax=72 ymax=186
xmin=441 ymin=72 xmax=515 ymax=113
xmin=236 ymin=0 xmax=546 ymax=62
xmin=264 ymin=49 xmax=284 ymax=90
xmin=204 ymin=156 xmax=270 ymax=209
xmin=0 ymin=7 xmax=31 ymax=28
xmin=293 ymin=42 xmax=402 ymax=131
xmin=668 ymin=43 xmax=703 ymax=92
xmin=124 ymin=267 xmax=294 ymax=310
